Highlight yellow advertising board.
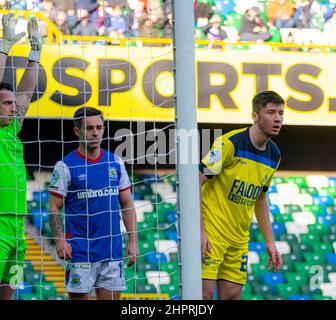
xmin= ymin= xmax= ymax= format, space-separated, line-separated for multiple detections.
xmin=8 ymin=45 xmax=336 ymax=126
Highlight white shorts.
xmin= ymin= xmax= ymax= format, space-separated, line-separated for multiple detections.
xmin=65 ymin=260 xmax=126 ymax=293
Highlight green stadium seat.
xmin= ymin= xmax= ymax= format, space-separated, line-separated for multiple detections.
xmin=272 ymin=177 xmax=287 ymax=185
xmin=312 ymin=294 xmax=333 ymax=300
xmin=170 ymin=252 xmax=179 ymax=263
xmin=125 ymin=273 xmax=147 ymax=293
xmin=274 ymin=213 xmax=293 ymax=223
xmin=143 ymin=194 xmax=163 ymax=204
xmin=323 ymin=264 xmax=336 ymax=274
xmin=143 ymin=230 xmax=166 ymax=243
xmin=322 ymin=234 xmax=336 ymax=242
xmin=159 ymin=262 xmax=178 ymax=274
xmin=136 ymin=283 xmax=157 ymax=294
xmin=311 ymin=242 xmax=333 ymax=254
xmin=160 ymin=283 xmax=179 ymax=297
xmin=300 ymin=187 xmax=319 ymax=196
xmin=157 ymin=203 xmax=176 ymax=215
xmin=284 ymin=204 xmax=302 ymax=214
xmin=308 ymin=224 xmax=328 ymax=236
xmin=300 ymin=284 xmax=322 ymax=296
xmin=282 ymin=253 xmax=302 ymax=265
xmin=251 ymin=264 xmax=268 ymax=275
xmin=19 ymin=293 xmax=40 ymax=300
xmin=326 ymin=205 xmax=336 ymax=214
xmin=285 ymin=273 xmax=308 ymax=286
xmin=276 ymin=283 xmax=300 ymax=299
xmin=302 ymin=252 xmax=325 ymax=265
xmin=136 ymin=262 xmax=158 ymax=273
xmin=241 ymin=293 xmax=264 ymax=300
xmin=303 ymin=204 xmax=325 ymax=215
xmin=258 ymin=253 xmax=269 ymax=265
xmin=242 ymin=283 xmax=252 ymax=295
xmin=291 ymin=243 xmax=312 ymax=256
xmin=279 ymin=234 xmax=298 ymax=246
xmin=287 ymin=176 xmax=307 ymax=188
xmin=320 ymin=187 xmax=336 ymax=197
xmin=134 ymin=184 xmax=152 ymax=197
xmin=330 ymin=224 xmax=336 ymax=234
xmin=300 ymin=233 xmax=321 ymax=244
xmin=34 ymin=281 xmax=57 ymax=299
xmin=279 ymin=263 xmax=295 ymax=273
xmin=294 ymin=262 xmax=315 ymax=276
xmin=247 ymin=274 xmax=262 ymax=284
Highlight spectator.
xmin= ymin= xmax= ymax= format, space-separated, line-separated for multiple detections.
xmin=161 ymin=9 xmax=173 ymax=38
xmin=293 ymin=0 xmax=324 ymax=29
xmin=323 ymin=10 xmax=336 ymax=45
xmin=40 ymin=0 xmax=57 ymax=21
xmin=267 ymin=0 xmax=295 ymax=29
xmin=55 ymin=10 xmax=71 ymax=34
xmin=206 ymin=14 xmax=228 ymax=47
xmin=73 ymin=8 xmax=98 ymax=36
xmin=66 ymin=9 xmax=78 ymax=34
xmin=195 ymin=0 xmax=212 ymax=20
xmin=90 ymin=0 xmax=112 ymax=36
xmin=109 ymin=4 xmax=127 ymax=36
xmin=127 ymin=0 xmax=146 ymax=37
xmin=139 ymin=12 xmax=163 ymax=39
xmin=239 ymin=7 xmax=272 ymax=42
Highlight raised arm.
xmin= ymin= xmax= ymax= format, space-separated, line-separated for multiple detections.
xmin=16 ymin=17 xmax=42 ymax=125
xmin=0 ymin=13 xmax=26 ymax=83
xmin=119 ymin=188 xmax=139 ymax=266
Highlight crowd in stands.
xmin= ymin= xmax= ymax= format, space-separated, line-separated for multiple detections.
xmin=1 ymin=0 xmax=336 ymax=46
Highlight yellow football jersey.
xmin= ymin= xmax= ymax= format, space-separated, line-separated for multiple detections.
xmin=200 ymin=127 xmax=281 ymax=248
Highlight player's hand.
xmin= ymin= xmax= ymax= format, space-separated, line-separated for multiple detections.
xmin=0 ymin=13 xmax=26 ymax=54
xmin=201 ymin=228 xmax=211 ymax=259
xmin=265 ymin=241 xmax=282 ymax=272
xmin=27 ymin=16 xmax=42 ymax=62
xmin=125 ymin=240 xmax=139 ymax=266
xmin=55 ymin=239 xmax=72 ymax=260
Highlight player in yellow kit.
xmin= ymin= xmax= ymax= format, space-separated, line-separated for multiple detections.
xmin=199 ymin=90 xmax=284 ymax=300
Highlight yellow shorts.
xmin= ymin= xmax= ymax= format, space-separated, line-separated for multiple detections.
xmin=201 ymin=237 xmax=248 ymax=285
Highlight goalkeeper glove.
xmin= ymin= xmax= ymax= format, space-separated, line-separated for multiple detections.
xmin=27 ymin=17 xmax=42 ymax=63
xmin=0 ymin=13 xmax=26 ymax=55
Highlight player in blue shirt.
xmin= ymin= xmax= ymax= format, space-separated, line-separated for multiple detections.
xmin=49 ymin=107 xmax=139 ymax=300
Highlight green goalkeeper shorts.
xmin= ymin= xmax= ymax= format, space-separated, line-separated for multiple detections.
xmin=0 ymin=215 xmax=26 ymax=286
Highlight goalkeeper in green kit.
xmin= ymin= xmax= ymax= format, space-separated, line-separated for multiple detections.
xmin=0 ymin=13 xmax=42 ymax=299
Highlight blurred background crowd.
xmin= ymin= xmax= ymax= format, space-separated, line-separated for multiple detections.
xmin=1 ymin=0 xmax=336 ymax=45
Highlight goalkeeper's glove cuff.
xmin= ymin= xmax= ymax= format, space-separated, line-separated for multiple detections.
xmin=28 ymin=49 xmax=40 ymax=63
xmin=0 ymin=40 xmax=12 ymax=55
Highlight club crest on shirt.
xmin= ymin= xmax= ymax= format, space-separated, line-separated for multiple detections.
xmin=263 ymin=168 xmax=271 ymax=184
xmin=207 ymin=149 xmax=221 ymax=164
xmin=71 ymin=273 xmax=81 ymax=286
xmin=109 ymin=167 xmax=118 ymax=180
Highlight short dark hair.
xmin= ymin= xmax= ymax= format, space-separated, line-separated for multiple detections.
xmin=0 ymin=82 xmax=14 ymax=92
xmin=73 ymin=107 xmax=104 ymax=128
xmin=252 ymin=90 xmax=284 ymax=113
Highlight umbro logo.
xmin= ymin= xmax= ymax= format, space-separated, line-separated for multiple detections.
xmin=78 ymin=174 xmax=87 ymax=180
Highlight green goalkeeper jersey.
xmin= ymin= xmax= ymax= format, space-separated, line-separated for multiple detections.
xmin=0 ymin=118 xmax=27 ymax=215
